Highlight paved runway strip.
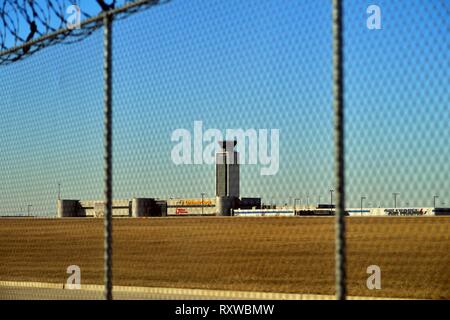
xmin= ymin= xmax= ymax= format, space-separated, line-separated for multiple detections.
xmin=0 ymin=281 xmax=400 ymax=300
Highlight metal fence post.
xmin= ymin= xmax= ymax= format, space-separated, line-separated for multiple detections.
xmin=332 ymin=0 xmax=346 ymax=300
xmin=103 ymin=12 xmax=113 ymax=301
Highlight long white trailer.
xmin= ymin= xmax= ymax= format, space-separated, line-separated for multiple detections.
xmin=346 ymin=207 xmax=435 ymax=216
xmin=233 ymin=207 xmax=447 ymax=217
xmin=233 ymin=209 xmax=295 ymax=217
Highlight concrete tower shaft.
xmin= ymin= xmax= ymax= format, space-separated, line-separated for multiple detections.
xmin=216 ymin=140 xmax=240 ymax=216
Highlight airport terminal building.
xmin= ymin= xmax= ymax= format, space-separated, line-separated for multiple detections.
xmin=58 ymin=140 xmax=262 ymax=217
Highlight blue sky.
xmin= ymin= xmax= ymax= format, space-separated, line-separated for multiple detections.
xmin=0 ymin=0 xmax=448 ymax=216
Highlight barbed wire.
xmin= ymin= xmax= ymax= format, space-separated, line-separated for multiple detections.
xmin=0 ymin=0 xmax=169 ymax=65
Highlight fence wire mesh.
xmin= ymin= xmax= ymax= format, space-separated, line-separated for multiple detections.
xmin=343 ymin=0 xmax=449 ymax=299
xmin=0 ymin=0 xmax=449 ymax=301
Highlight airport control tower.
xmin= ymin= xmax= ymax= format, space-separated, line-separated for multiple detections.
xmin=216 ymin=140 xmax=239 ymax=215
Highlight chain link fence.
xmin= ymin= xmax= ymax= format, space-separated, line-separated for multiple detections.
xmin=0 ymin=0 xmax=448 ymax=300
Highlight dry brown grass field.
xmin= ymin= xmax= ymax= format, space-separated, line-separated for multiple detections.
xmin=0 ymin=217 xmax=448 ymax=299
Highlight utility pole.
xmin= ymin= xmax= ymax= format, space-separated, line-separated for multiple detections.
xmin=433 ymin=195 xmax=439 ymax=208
xmin=360 ymin=196 xmax=366 ymax=215
xmin=393 ymin=193 xmax=399 ymax=209
xmin=330 ymin=189 xmax=334 ymax=206
xmin=294 ymin=198 xmax=301 ymax=213
xmin=58 ymin=182 xmax=61 ymax=200
xmin=201 ymin=192 xmax=206 ymax=215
